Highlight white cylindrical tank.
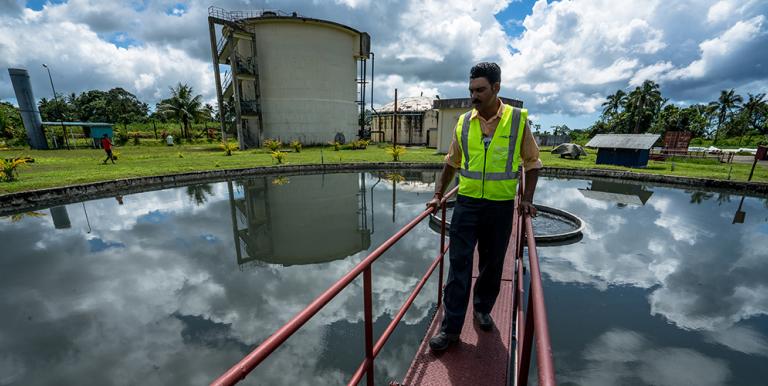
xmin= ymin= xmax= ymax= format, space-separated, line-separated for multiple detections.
xmin=234 ymin=17 xmax=367 ymax=145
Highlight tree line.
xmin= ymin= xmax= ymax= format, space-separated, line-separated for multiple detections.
xmin=591 ymin=80 xmax=767 ymax=144
xmin=33 ymin=83 xmax=217 ymax=139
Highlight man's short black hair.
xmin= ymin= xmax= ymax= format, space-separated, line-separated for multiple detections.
xmin=470 ymin=62 xmax=501 ymax=85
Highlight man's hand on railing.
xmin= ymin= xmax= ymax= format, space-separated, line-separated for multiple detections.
xmin=518 ymin=200 xmax=537 ymax=217
xmin=426 ymin=192 xmax=443 ymax=212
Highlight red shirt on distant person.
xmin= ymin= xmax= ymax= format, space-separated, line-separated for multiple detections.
xmin=101 ymin=137 xmax=112 ymax=150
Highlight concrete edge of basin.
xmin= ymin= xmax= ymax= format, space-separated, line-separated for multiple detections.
xmin=1 ymin=163 xmax=766 ymax=215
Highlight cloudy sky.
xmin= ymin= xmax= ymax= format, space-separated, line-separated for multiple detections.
xmin=1 ymin=0 xmax=767 ymax=130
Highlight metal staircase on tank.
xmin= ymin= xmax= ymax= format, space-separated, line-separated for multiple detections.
xmin=207 ymin=6 xmax=265 ymax=149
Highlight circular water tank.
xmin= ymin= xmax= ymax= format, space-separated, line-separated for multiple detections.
xmin=233 ymin=17 xmax=366 ymax=145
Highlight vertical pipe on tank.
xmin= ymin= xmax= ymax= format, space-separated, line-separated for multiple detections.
xmin=8 ymin=68 xmax=48 ymax=149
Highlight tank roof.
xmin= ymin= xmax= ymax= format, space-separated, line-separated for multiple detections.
xmin=209 ymin=6 xmax=363 ymax=36
xmin=243 ymin=16 xmax=362 ymax=36
xmin=377 ymin=96 xmax=435 ymax=113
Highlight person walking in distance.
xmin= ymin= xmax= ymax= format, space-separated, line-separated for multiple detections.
xmin=426 ymin=62 xmax=542 ymax=352
xmin=101 ymin=134 xmax=115 ymax=164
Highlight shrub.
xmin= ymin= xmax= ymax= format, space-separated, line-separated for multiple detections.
xmin=386 ymin=145 xmax=406 ymax=161
xmin=264 ymin=138 xmax=283 ymax=152
xmin=0 ymin=157 xmax=28 ymax=182
xmin=272 ymin=176 xmax=290 ymax=185
xmin=386 ymin=173 xmax=405 ymax=183
xmin=219 ymin=140 xmax=238 ymax=156
xmin=115 ymin=129 xmax=129 ymax=145
xmin=290 ymin=140 xmax=302 ymax=153
xmin=132 ymin=135 xmax=140 ymax=146
xmin=350 ymin=139 xmax=370 ymax=150
xmin=271 ymin=150 xmax=287 ymax=164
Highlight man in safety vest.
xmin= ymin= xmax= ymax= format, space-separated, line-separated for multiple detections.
xmin=426 ymin=62 xmax=541 ymax=352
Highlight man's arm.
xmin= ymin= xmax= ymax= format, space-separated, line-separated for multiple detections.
xmin=427 ymin=132 xmax=461 ymax=211
xmin=427 ymin=163 xmax=457 ymax=211
xmin=519 ymin=168 xmax=539 ymax=216
xmin=518 ymin=120 xmax=541 ymax=216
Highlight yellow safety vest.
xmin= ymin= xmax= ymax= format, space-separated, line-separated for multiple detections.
xmin=456 ymin=105 xmax=527 ymax=201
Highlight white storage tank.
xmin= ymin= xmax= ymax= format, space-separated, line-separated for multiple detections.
xmin=211 ymin=8 xmax=369 ymax=147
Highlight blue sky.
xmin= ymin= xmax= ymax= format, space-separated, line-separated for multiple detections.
xmin=495 ymin=0 xmax=537 ymax=37
xmin=24 ymin=0 xmax=66 ymax=11
xmin=2 ymin=0 xmax=767 ymax=132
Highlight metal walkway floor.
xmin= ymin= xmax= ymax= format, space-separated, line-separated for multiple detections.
xmin=396 ymin=231 xmax=518 ymax=386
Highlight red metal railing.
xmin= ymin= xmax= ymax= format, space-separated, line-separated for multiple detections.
xmin=211 ymin=186 xmax=458 ymax=386
xmin=512 ymin=173 xmax=556 ymax=386
xmin=211 ymin=175 xmax=556 ymax=386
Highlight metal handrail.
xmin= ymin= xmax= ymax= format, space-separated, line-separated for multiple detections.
xmin=524 ymin=216 xmax=556 ymax=384
xmin=211 ymin=172 xmax=557 ymax=385
xmin=211 ymin=186 xmax=459 ymax=386
xmin=222 ymin=71 xmax=232 ymax=92
xmin=208 ymin=6 xmax=297 ymax=21
xmin=216 ymin=33 xmax=227 ymax=56
xmin=513 ymin=173 xmax=556 ymax=386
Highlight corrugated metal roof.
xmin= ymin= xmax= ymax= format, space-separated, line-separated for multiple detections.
xmin=41 ymin=122 xmax=114 ymax=127
xmin=578 ymin=189 xmax=645 ymax=206
xmin=377 ymin=96 xmax=434 ymax=113
xmin=585 ymin=134 xmax=660 ymax=150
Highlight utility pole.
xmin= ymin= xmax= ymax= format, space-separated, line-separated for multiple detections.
xmin=393 ymin=88 xmax=398 ymax=146
xmin=42 ymin=64 xmax=70 ymax=149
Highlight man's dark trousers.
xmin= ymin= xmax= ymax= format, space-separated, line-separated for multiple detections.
xmin=440 ymin=194 xmax=515 ymax=334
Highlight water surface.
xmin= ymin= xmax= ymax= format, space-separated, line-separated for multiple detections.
xmin=1 ymin=172 xmax=766 ymax=385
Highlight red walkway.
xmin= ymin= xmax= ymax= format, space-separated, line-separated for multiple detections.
xmin=395 ymin=221 xmax=519 ymax=386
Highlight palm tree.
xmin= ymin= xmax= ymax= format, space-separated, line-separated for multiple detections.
xmin=741 ymin=93 xmax=766 ymax=135
xmin=601 ymin=90 xmax=627 ymax=121
xmin=186 ymin=184 xmax=214 ymax=206
xmin=157 ymin=83 xmax=204 ymax=139
xmin=201 ymin=103 xmax=215 ymax=132
xmin=715 ymin=193 xmax=731 ymax=206
xmin=626 ymin=80 xmax=663 ymax=134
xmin=688 ymin=191 xmax=714 ymax=204
xmin=710 ymin=89 xmax=743 ymax=144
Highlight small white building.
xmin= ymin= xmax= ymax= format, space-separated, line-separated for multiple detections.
xmin=371 ymin=96 xmax=438 ymax=147
xmin=434 ymin=97 xmax=523 ymax=153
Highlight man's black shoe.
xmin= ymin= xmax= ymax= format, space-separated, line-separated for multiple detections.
xmin=474 ymin=311 xmax=494 ymax=331
xmin=429 ymin=332 xmax=459 ymax=352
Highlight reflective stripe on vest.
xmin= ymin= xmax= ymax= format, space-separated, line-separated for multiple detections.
xmin=456 ymin=104 xmax=527 ymax=200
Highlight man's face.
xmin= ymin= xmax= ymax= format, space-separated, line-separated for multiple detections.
xmin=469 ymin=77 xmax=500 ymax=111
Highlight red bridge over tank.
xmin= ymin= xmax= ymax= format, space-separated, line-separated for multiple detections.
xmin=211 ymin=175 xmax=556 ymax=386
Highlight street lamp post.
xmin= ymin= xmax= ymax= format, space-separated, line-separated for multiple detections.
xmin=42 ymin=64 xmax=71 ymax=149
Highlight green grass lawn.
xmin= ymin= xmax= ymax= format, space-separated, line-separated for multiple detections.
xmin=538 ymin=146 xmax=768 ymax=182
xmin=1 ymin=143 xmax=766 ymax=194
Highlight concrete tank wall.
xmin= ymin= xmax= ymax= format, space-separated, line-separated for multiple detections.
xmin=239 ymin=19 xmax=360 ymax=145
xmin=7 ymin=68 xmax=47 ymax=149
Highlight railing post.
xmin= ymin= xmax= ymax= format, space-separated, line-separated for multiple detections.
xmin=363 ymin=266 xmax=374 ymax=386
xmin=518 ymin=286 xmax=535 ymax=385
xmin=438 ymin=204 xmax=447 ymax=309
